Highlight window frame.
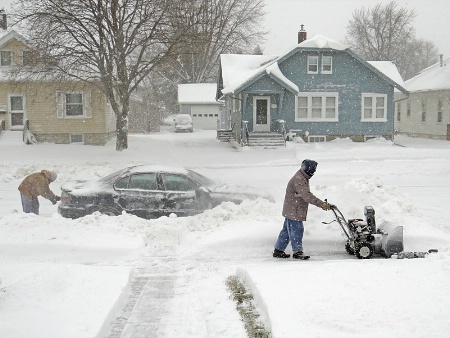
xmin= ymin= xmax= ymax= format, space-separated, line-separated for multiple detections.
xmin=307 ymin=55 xmax=319 ymax=74
xmin=0 ymin=50 xmax=12 ymax=66
xmin=421 ymin=100 xmax=426 ymax=123
xmin=56 ymin=91 xmax=91 ymax=119
xmin=321 ymin=56 xmax=332 ymax=74
xmin=437 ymin=100 xmax=443 ymax=123
xmin=22 ymin=50 xmax=33 ymax=66
xmin=295 ymin=92 xmax=339 ymax=122
xmin=361 ymin=93 xmax=387 ymax=122
xmin=308 ymin=135 xmax=326 ymax=143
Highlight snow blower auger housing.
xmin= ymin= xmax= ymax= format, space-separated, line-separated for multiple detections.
xmin=326 ymin=203 xmax=404 ymax=259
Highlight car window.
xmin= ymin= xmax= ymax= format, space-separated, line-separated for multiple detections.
xmin=114 ymin=176 xmax=130 ymax=189
xmin=187 ymin=170 xmax=215 ymax=186
xmin=162 ymin=174 xmax=198 ymax=191
xmin=128 ymin=173 xmax=159 ymax=190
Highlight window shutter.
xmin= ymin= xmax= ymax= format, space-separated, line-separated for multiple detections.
xmin=56 ymin=92 xmax=65 ymax=118
xmin=84 ymin=91 xmax=92 ymax=118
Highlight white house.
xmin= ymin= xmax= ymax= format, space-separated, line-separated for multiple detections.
xmin=395 ymin=56 xmax=450 ymax=140
xmin=177 ymin=83 xmax=224 ymax=130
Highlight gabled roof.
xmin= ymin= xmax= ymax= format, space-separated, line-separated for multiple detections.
xmin=0 ymin=29 xmax=33 ymax=49
xmin=178 ymin=83 xmax=223 ymax=105
xmin=404 ymin=57 xmax=450 ymax=92
xmin=220 ymin=34 xmax=407 ymax=95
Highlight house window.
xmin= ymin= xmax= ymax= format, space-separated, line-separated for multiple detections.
xmin=307 ymin=56 xmax=318 ymax=74
xmin=322 ymin=56 xmax=332 ymax=74
xmin=361 ymin=94 xmax=387 ymax=122
xmin=66 ymin=93 xmax=83 ymax=116
xmin=421 ymin=101 xmax=426 ymax=122
xmin=308 ymin=135 xmax=326 ymax=143
xmin=22 ymin=50 xmax=33 ymax=66
xmin=437 ymin=100 xmax=443 ymax=123
xmin=396 ymin=102 xmax=401 ymax=122
xmin=56 ymin=91 xmax=91 ymax=118
xmin=70 ymin=134 xmax=84 ymax=144
xmin=1 ymin=50 xmax=12 ymax=66
xmin=296 ymin=92 xmax=339 ymax=121
xmin=407 ymin=102 xmax=411 ymax=117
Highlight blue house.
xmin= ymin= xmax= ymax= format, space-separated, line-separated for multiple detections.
xmin=216 ymin=30 xmax=408 ymax=146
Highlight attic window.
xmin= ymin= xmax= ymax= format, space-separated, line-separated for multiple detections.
xmin=307 ymin=56 xmax=318 ymax=74
xmin=0 ymin=50 xmax=11 ymax=66
xmin=322 ymin=56 xmax=332 ymax=74
xmin=22 ymin=51 xmax=33 ymax=66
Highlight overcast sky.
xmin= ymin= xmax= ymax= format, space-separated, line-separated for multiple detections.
xmin=263 ymin=0 xmax=450 ymax=59
xmin=1 ymin=0 xmax=448 ymax=64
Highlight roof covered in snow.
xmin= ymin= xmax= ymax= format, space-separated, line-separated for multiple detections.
xmin=405 ymin=58 xmax=450 ymax=92
xmin=178 ymin=83 xmax=223 ymax=105
xmin=368 ymin=61 xmax=406 ymax=89
xmin=220 ymin=34 xmax=406 ymax=95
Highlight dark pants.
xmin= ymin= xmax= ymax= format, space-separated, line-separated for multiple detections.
xmin=21 ymin=193 xmax=39 ymax=215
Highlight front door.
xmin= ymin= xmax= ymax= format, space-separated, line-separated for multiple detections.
xmin=253 ymin=96 xmax=270 ymax=132
xmin=9 ymin=94 xmax=26 ymax=130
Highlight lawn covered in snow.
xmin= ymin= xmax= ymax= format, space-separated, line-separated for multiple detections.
xmin=0 ymin=129 xmax=449 ymax=338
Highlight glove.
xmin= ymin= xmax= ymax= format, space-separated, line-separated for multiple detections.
xmin=50 ymin=196 xmax=61 ymax=205
xmin=321 ymin=202 xmax=330 ymax=211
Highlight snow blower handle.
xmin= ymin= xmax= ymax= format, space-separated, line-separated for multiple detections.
xmin=324 ymin=199 xmax=336 ymax=210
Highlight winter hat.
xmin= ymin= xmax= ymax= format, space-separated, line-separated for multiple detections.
xmin=49 ymin=171 xmax=57 ymax=182
xmin=301 ymin=159 xmax=318 ymax=177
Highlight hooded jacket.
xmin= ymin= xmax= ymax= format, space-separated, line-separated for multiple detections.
xmin=18 ymin=170 xmax=57 ymax=201
xmin=282 ymin=169 xmax=324 ymax=221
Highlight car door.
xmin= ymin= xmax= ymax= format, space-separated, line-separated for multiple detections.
xmin=160 ymin=173 xmax=200 ymax=216
xmin=114 ymin=173 xmax=165 ymax=218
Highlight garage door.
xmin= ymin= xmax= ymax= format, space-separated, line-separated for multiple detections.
xmin=191 ymin=106 xmax=219 ymax=130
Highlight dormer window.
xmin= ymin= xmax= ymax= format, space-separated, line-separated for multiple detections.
xmin=307 ymin=56 xmax=318 ymax=74
xmin=322 ymin=56 xmax=332 ymax=74
xmin=0 ymin=50 xmax=12 ymax=66
xmin=22 ymin=50 xmax=33 ymax=66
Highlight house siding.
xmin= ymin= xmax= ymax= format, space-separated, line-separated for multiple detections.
xmin=395 ymin=90 xmax=450 ymax=140
xmin=0 ymin=33 xmax=119 ymax=145
xmin=237 ymin=51 xmax=395 ymax=140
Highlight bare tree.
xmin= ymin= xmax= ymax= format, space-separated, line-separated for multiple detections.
xmin=12 ymin=0 xmax=196 ymax=151
xmin=345 ymin=0 xmax=439 ymax=79
xmin=160 ymin=0 xmax=267 ymax=84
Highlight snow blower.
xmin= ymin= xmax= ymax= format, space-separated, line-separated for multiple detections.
xmin=323 ymin=202 xmax=436 ymax=259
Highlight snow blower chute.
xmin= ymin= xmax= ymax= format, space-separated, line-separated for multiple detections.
xmin=324 ymin=203 xmax=404 ymax=259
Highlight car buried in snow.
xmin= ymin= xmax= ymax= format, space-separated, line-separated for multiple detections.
xmin=58 ymin=165 xmax=272 ymax=219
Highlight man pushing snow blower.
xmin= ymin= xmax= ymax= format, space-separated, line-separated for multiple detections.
xmin=272 ymin=159 xmax=330 ymax=260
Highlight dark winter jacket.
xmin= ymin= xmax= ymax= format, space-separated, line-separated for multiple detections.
xmin=18 ymin=170 xmax=57 ymax=201
xmin=282 ymin=169 xmax=324 ymax=221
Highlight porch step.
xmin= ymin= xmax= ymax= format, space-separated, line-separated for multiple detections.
xmin=0 ymin=130 xmax=23 ymax=145
xmin=247 ymin=132 xmax=285 ymax=148
xmin=217 ymin=129 xmax=233 ymax=142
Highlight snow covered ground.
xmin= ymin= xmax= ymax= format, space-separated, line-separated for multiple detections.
xmin=1 ymin=129 xmax=449 ymax=338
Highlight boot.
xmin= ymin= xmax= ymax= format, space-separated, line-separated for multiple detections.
xmin=273 ymin=249 xmax=290 ymax=258
xmin=293 ymin=251 xmax=310 ymax=260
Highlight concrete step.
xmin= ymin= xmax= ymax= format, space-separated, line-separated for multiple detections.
xmin=0 ymin=131 xmax=23 ymax=145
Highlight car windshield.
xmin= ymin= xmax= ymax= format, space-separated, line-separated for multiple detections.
xmin=187 ymin=170 xmax=216 ymax=187
xmin=98 ymin=168 xmax=129 ymax=184
xmin=176 ymin=115 xmax=191 ymax=123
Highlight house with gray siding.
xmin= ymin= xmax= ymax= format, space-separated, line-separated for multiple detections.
xmin=395 ymin=56 xmax=450 ymax=140
xmin=217 ymin=30 xmax=408 ymax=146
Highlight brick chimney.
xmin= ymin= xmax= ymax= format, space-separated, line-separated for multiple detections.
xmin=298 ymin=24 xmax=307 ymax=44
xmin=0 ymin=9 xmax=7 ymax=30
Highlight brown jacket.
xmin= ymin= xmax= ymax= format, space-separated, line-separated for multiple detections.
xmin=18 ymin=170 xmax=56 ymax=201
xmin=282 ymin=169 xmax=324 ymax=221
